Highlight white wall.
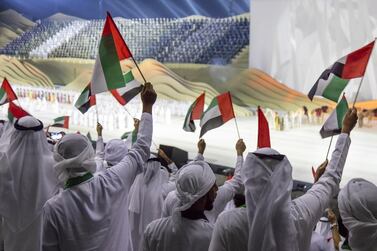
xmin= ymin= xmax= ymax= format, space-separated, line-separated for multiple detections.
xmin=250 ymin=0 xmax=377 ymax=101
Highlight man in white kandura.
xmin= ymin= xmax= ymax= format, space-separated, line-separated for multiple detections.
xmin=143 ymin=159 xmax=218 ymax=251
xmin=0 ymin=116 xmax=59 ymax=251
xmin=209 ymin=108 xmax=357 ymax=251
xmin=338 ymin=178 xmax=377 ymax=251
xmin=42 ymin=83 xmax=157 ymax=251
xmin=161 ymin=139 xmax=246 ymax=223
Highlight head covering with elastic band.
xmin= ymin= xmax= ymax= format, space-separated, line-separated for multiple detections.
xmin=0 ymin=116 xmax=59 ymax=232
xmin=243 ymin=147 xmax=298 ymax=251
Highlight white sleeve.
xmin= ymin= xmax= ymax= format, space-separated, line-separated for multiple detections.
xmin=206 ymin=156 xmax=244 ymax=222
xmin=96 ymin=136 xmax=105 ymax=158
xmin=105 ymin=113 xmax=152 ymax=190
xmin=194 ymin=153 xmax=204 ymax=161
xmin=291 ymin=133 xmax=351 ymax=231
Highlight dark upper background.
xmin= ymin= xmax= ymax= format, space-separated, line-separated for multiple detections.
xmin=0 ymin=0 xmax=249 ymax=20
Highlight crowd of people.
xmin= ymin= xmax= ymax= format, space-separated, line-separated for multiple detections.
xmin=0 ymin=83 xmax=376 ymax=251
xmin=0 ymin=16 xmax=249 ymax=64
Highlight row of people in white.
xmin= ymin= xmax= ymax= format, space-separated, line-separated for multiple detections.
xmin=0 ymin=82 xmax=375 ymax=251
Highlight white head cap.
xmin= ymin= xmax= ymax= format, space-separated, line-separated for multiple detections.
xmin=175 ymin=161 xmax=216 ymax=212
xmin=104 ymin=139 xmax=128 ymax=166
xmin=53 ymin=134 xmax=96 ymax=183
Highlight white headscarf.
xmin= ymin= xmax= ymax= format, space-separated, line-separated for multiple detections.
xmin=338 ymin=178 xmax=377 ymax=251
xmin=104 ymin=139 xmax=128 ymax=166
xmin=53 ymin=133 xmax=97 ymax=183
xmin=243 ymin=148 xmax=298 ymax=251
xmin=0 ymin=116 xmax=59 ymax=232
xmin=175 ymin=161 xmax=216 ymax=212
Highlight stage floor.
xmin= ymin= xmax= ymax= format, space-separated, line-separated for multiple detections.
xmin=148 ymin=117 xmax=377 ymax=187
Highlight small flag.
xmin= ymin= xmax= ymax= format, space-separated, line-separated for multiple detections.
xmin=8 ymin=101 xmax=29 ymax=123
xmin=257 ymin=106 xmax=271 ymax=148
xmin=110 ymin=71 xmax=143 ymax=105
xmin=0 ymin=78 xmax=18 ymax=105
xmin=75 ymin=83 xmax=96 ymax=114
xmin=121 ymin=129 xmax=137 ymax=145
xmin=200 ymin=92 xmax=235 ymax=137
xmin=51 ymin=116 xmax=70 ymax=129
xmin=320 ymin=95 xmax=349 ymax=138
xmin=308 ymin=41 xmax=375 ymax=102
xmin=183 ymin=92 xmax=205 ymax=132
xmin=91 ymin=12 xmax=133 ymax=94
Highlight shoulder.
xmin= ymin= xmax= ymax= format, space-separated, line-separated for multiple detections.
xmin=216 ymin=208 xmax=248 ymax=232
xmin=145 ymin=217 xmax=172 ymax=234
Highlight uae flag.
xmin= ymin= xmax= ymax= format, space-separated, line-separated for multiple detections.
xmin=199 ymin=92 xmax=235 ymax=137
xmin=121 ymin=129 xmax=137 ymax=145
xmin=8 ymin=101 xmax=29 ymax=123
xmin=320 ymin=95 xmax=348 ymax=138
xmin=0 ymin=78 xmax=18 ymax=105
xmin=75 ymin=83 xmax=96 ymax=114
xmin=52 ymin=116 xmax=70 ymax=129
xmin=308 ymin=41 xmax=375 ymax=102
xmin=110 ymin=71 xmax=142 ymax=105
xmin=183 ymin=92 xmax=205 ymax=132
xmin=91 ymin=12 xmax=134 ymax=94
xmin=257 ymin=106 xmax=271 ymax=148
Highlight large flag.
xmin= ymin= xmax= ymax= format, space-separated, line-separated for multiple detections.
xmin=8 ymin=101 xmax=29 ymax=123
xmin=75 ymin=83 xmax=96 ymax=114
xmin=200 ymin=92 xmax=235 ymax=137
xmin=110 ymin=71 xmax=142 ymax=105
xmin=308 ymin=41 xmax=375 ymax=102
xmin=183 ymin=92 xmax=205 ymax=132
xmin=0 ymin=78 xmax=18 ymax=105
xmin=51 ymin=116 xmax=70 ymax=129
xmin=91 ymin=12 xmax=133 ymax=94
xmin=320 ymin=95 xmax=349 ymax=138
xmin=257 ymin=106 xmax=271 ymax=148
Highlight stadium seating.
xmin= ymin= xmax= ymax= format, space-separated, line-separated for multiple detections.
xmin=0 ymin=16 xmax=249 ymax=64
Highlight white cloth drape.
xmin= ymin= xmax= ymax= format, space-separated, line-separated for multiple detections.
xmin=338 ymin=178 xmax=377 ymax=251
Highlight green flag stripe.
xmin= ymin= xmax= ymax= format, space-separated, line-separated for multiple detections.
xmin=336 ymin=98 xmax=349 ymax=128
xmin=123 ymin=71 xmax=135 ymax=83
xmin=322 ymin=76 xmax=349 ymax=102
xmin=99 ymin=35 xmax=124 ymax=90
xmin=54 ymin=116 xmax=65 ymax=123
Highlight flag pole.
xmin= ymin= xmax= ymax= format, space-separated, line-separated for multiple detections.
xmin=130 ymin=57 xmax=147 ymax=84
xmin=123 ymin=106 xmax=133 ymax=118
xmin=234 ymin=116 xmax=241 ymax=139
xmin=325 ymin=135 xmax=333 ymax=160
xmin=95 ymin=105 xmax=99 ymax=123
xmin=352 ymin=37 xmax=377 ymax=107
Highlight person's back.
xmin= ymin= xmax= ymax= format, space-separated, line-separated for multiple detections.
xmin=209 ymin=208 xmax=248 ymax=251
xmin=42 ymin=82 xmax=157 ymax=251
xmin=144 ymin=216 xmax=213 ymax=251
xmin=209 ymin=109 xmax=357 ymax=251
xmin=0 ymin=116 xmax=59 ymax=251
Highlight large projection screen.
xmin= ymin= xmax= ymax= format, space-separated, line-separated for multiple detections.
xmin=250 ymin=0 xmax=377 ymax=101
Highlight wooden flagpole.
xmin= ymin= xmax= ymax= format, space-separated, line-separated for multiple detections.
xmin=325 ymin=135 xmax=333 ymax=160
